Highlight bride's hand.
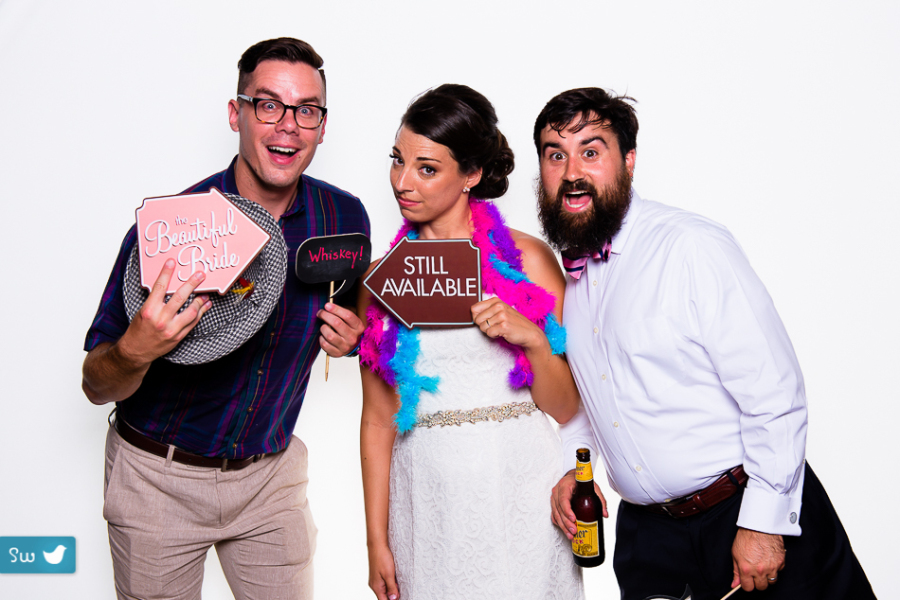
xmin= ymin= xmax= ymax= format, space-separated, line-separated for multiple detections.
xmin=471 ymin=297 xmax=545 ymax=350
xmin=368 ymin=543 xmax=400 ymax=600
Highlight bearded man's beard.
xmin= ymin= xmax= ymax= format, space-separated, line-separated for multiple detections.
xmin=537 ymin=166 xmax=632 ymax=257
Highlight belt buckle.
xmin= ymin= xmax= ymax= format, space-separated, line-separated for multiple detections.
xmin=660 ymin=500 xmax=679 ymax=518
xmin=660 ymin=493 xmax=692 ymax=518
xmin=221 ymin=454 xmax=262 ymax=471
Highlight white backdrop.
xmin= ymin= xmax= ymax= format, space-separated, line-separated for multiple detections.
xmin=0 ymin=1 xmax=896 ymax=598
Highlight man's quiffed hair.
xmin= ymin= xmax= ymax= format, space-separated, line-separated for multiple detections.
xmin=237 ymin=37 xmax=325 ymax=96
xmin=533 ymin=88 xmax=638 ymax=159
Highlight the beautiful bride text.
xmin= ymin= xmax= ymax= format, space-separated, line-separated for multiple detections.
xmin=142 ymin=209 xmax=240 ymax=281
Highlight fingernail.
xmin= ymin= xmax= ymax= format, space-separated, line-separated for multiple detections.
xmin=199 ymin=295 xmax=209 ymax=302
xmin=165 ymin=259 xmax=175 ymax=267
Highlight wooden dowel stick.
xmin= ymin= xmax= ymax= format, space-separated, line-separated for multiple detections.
xmin=719 ymin=586 xmax=741 ymax=600
xmin=325 ymin=281 xmax=335 ymax=382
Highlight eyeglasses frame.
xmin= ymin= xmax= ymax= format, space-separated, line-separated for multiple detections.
xmin=236 ymin=94 xmax=327 ymax=129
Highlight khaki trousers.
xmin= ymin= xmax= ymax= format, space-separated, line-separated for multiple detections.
xmin=104 ymin=426 xmax=317 ymax=600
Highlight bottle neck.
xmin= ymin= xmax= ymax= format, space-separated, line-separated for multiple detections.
xmin=575 ymin=459 xmax=594 ymax=483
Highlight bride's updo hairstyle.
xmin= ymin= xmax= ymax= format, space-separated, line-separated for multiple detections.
xmin=401 ymin=84 xmax=515 ymax=200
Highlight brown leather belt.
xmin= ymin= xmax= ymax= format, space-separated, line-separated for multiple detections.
xmin=641 ymin=465 xmax=748 ymax=518
xmin=113 ymin=415 xmax=275 ymax=472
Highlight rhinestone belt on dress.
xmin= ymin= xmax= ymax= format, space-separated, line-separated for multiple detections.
xmin=416 ymin=401 xmax=539 ymax=428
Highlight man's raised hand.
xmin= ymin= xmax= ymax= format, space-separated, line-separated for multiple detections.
xmin=117 ymin=259 xmax=212 ymax=365
xmin=317 ymin=302 xmax=365 ymax=357
xmin=82 ymin=260 xmax=212 ymax=405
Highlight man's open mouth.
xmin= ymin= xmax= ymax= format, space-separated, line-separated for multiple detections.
xmin=564 ymin=192 xmax=592 ymax=211
xmin=268 ymin=146 xmax=298 ymax=157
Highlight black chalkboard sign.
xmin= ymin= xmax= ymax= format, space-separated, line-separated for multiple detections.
xmin=295 ymin=233 xmax=372 ymax=297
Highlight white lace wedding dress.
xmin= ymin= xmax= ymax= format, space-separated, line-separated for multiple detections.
xmin=388 ymin=326 xmax=584 ymax=599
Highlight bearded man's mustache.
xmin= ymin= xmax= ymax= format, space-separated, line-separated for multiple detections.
xmin=558 ymin=180 xmax=595 ymax=195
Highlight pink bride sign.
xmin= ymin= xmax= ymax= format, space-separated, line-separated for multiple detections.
xmin=135 ymin=188 xmax=272 ymax=295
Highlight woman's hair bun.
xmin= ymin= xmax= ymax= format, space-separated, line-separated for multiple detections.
xmin=472 ymin=132 xmax=514 ymax=199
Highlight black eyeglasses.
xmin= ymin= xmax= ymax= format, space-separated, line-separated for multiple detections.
xmin=237 ymin=94 xmax=327 ymax=129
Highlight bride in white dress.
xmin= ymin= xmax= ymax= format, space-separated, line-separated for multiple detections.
xmin=359 ymin=84 xmax=584 ymax=600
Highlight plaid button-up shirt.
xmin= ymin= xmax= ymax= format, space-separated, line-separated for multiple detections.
xmin=85 ymin=157 xmax=370 ymax=458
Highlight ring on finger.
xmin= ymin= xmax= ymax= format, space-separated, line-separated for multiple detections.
xmin=767 ymin=577 xmax=777 ymax=582
xmin=486 ymin=318 xmax=491 ymax=328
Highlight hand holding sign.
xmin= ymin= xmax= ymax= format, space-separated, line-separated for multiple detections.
xmin=119 ymin=259 xmax=212 ymax=368
xmin=126 ymin=190 xmax=288 ymax=365
xmin=471 ymin=296 xmax=548 ymax=348
xmin=295 ymin=233 xmax=372 ymax=380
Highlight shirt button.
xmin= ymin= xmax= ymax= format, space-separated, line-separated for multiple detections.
xmin=257 ymin=369 xmax=263 ymax=375
xmin=613 ymin=421 xmax=619 ymax=428
xmin=592 ymin=280 xmax=598 ymax=287
xmin=635 ymin=465 xmax=642 ymax=472
xmin=601 ymin=374 xmax=607 ymax=381
xmin=248 ymin=407 xmax=253 ymax=413
xmin=790 ymin=512 xmax=798 ymax=524
xmin=593 ymin=327 xmax=599 ymax=334
xmin=233 ymin=443 xmax=237 ymax=449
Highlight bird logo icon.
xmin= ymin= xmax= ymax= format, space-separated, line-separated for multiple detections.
xmin=42 ymin=545 xmax=67 ymax=565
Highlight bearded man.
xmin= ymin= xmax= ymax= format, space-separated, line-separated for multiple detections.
xmin=538 ymin=88 xmax=874 ymax=600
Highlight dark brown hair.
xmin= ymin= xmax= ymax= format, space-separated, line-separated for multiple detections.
xmin=401 ymin=84 xmax=514 ymax=199
xmin=237 ymin=37 xmax=325 ymax=97
xmin=533 ymin=88 xmax=638 ymax=159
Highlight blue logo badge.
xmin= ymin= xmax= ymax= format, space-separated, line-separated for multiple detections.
xmin=0 ymin=537 xmax=76 ymax=574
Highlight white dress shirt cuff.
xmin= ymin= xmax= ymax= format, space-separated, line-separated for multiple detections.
xmin=736 ymin=480 xmax=803 ymax=536
xmin=558 ymin=404 xmax=597 ymax=473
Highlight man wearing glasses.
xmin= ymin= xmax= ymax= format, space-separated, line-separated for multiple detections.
xmin=82 ymin=38 xmax=369 ymax=600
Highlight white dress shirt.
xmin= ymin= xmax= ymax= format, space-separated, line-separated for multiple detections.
xmin=560 ymin=190 xmax=807 ymax=536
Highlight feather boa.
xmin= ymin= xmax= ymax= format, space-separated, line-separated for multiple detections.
xmin=360 ymin=199 xmax=565 ymax=432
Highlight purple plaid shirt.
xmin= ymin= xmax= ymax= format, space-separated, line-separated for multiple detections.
xmin=85 ymin=157 xmax=370 ymax=458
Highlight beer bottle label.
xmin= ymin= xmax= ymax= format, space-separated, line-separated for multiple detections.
xmin=575 ymin=460 xmax=593 ymax=482
xmin=572 ymin=520 xmax=600 ymax=558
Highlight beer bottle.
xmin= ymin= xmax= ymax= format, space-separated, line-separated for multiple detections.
xmin=571 ymin=448 xmax=605 ymax=567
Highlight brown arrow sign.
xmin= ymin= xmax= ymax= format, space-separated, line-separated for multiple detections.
xmin=364 ymin=238 xmax=481 ymax=328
